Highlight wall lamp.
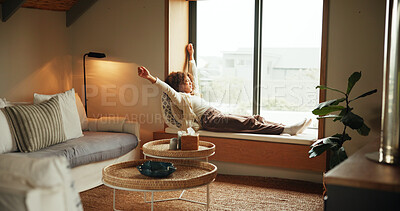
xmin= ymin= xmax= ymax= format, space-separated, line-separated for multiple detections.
xmin=83 ymin=52 xmax=106 ymax=114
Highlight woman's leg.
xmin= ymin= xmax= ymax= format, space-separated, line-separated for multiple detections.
xmin=201 ymin=108 xmax=284 ymax=135
xmin=230 ymin=113 xmax=311 ymax=135
xmin=253 ymin=114 xmax=284 ymax=126
xmin=224 ymin=114 xmax=281 ymax=126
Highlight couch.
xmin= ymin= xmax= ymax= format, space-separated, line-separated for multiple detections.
xmin=0 ymin=89 xmax=141 ymax=211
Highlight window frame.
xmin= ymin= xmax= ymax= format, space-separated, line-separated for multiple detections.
xmin=189 ymin=0 xmax=329 ymax=139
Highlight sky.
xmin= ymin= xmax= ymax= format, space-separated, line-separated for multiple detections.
xmin=197 ymin=0 xmax=324 ymax=57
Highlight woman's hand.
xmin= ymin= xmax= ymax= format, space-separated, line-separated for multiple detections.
xmin=138 ymin=66 xmax=157 ymax=83
xmin=138 ymin=66 xmax=150 ymax=78
xmin=187 ymin=43 xmax=194 ymax=61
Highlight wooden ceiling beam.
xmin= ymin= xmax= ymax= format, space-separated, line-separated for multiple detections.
xmin=66 ymin=0 xmax=97 ymax=27
xmin=2 ymin=0 xmax=27 ymax=22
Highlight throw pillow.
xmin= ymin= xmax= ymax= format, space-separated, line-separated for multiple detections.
xmin=161 ymin=92 xmax=183 ymax=129
xmin=34 ymin=88 xmax=83 ymax=140
xmin=75 ymin=93 xmax=89 ymax=130
xmin=0 ymin=99 xmax=17 ymax=154
xmin=0 ymin=98 xmax=5 ymax=107
xmin=2 ymin=99 xmax=31 ymax=106
xmin=2 ymin=97 xmax=66 ymax=152
xmin=161 ymin=92 xmax=200 ymax=131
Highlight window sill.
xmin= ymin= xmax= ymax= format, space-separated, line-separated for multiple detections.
xmin=165 ymin=127 xmax=317 ymax=146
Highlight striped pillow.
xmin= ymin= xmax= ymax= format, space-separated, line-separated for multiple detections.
xmin=2 ymin=97 xmax=66 ymax=152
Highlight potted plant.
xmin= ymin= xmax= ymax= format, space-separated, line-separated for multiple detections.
xmin=309 ymin=72 xmax=377 ymax=169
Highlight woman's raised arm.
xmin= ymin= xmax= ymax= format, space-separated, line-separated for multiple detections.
xmin=187 ymin=44 xmax=200 ymax=94
xmin=187 ymin=43 xmax=194 ymax=61
xmin=137 ymin=66 xmax=186 ymax=110
xmin=138 ymin=66 xmax=157 ymax=84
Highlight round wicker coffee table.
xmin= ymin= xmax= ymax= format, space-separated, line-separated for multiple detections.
xmin=102 ymin=159 xmax=217 ymax=211
xmin=142 ymin=139 xmax=216 ymax=161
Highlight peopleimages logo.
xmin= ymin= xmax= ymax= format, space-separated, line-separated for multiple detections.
xmin=83 ymin=84 xmax=160 ymax=107
xmin=91 ymin=113 xmax=164 ymax=125
xmin=81 ymin=81 xmax=317 ymax=110
xmin=199 ymin=82 xmax=318 ymax=109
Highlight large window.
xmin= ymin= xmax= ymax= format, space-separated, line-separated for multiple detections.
xmin=192 ymin=0 xmax=324 ymax=128
xmin=196 ymin=0 xmax=255 ymax=115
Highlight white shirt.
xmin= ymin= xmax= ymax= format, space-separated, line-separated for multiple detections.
xmin=190 ymin=93 xmax=210 ymax=118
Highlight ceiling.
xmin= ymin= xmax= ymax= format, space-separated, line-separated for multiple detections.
xmin=1 ymin=0 xmax=97 ymax=26
xmin=0 ymin=0 xmax=78 ymax=11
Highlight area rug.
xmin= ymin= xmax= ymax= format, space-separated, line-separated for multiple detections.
xmin=80 ymin=174 xmax=324 ymax=210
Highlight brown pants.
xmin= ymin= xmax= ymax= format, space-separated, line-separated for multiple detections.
xmin=200 ymin=107 xmax=284 ymax=135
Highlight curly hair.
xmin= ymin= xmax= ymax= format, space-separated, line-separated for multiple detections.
xmin=165 ymin=72 xmax=195 ymax=93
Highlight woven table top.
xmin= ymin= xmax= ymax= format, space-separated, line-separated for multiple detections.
xmin=142 ymin=139 xmax=215 ymax=158
xmin=103 ymin=159 xmax=217 ymax=190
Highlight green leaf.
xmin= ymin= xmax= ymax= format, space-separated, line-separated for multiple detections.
xmin=312 ymin=105 xmax=345 ymax=116
xmin=329 ymin=147 xmax=348 ymax=169
xmin=332 ymin=133 xmax=352 ymax=141
xmin=350 ymin=89 xmax=377 ymax=102
xmin=313 ymin=98 xmax=345 ymax=116
xmin=316 ymin=85 xmax=346 ymax=95
xmin=333 ymin=109 xmax=349 ymax=122
xmin=309 ymin=138 xmax=336 ymax=158
xmin=331 ymin=133 xmax=352 ymax=147
xmin=309 ymin=146 xmax=330 ymax=158
xmin=346 ymin=72 xmax=362 ymax=94
xmin=309 ymin=137 xmax=340 ymax=158
xmin=341 ymin=111 xmax=364 ymax=129
xmin=357 ymin=123 xmax=371 ymax=136
xmin=311 ymin=136 xmax=337 ymax=147
xmin=315 ymin=98 xmax=345 ymax=109
xmin=317 ymin=115 xmax=342 ymax=119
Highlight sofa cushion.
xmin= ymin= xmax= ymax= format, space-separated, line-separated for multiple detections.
xmin=14 ymin=131 xmax=138 ymax=168
xmin=0 ymin=111 xmax=17 ymax=154
xmin=2 ymin=97 xmax=66 ymax=152
xmin=0 ymin=100 xmax=17 ymax=154
xmin=74 ymin=93 xmax=88 ymax=131
xmin=0 ymin=98 xmax=5 ymax=107
xmin=34 ymin=88 xmax=83 ymax=140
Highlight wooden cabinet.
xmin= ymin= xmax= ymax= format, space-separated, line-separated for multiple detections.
xmin=324 ymin=140 xmax=400 ymax=210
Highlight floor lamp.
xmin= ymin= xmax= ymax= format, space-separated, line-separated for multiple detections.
xmin=366 ymin=0 xmax=400 ymax=165
xmin=83 ymin=52 xmax=106 ymax=114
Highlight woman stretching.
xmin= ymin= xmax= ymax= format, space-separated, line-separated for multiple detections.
xmin=138 ymin=44 xmax=311 ymax=135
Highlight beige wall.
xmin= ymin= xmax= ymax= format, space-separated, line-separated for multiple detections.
xmin=168 ymin=0 xmax=189 ymax=74
xmin=325 ymin=0 xmax=385 ymax=156
xmin=68 ymin=0 xmax=166 ymax=142
xmin=0 ymin=8 xmax=71 ymax=102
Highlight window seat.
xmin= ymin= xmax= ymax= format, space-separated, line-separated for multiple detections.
xmin=153 ymin=128 xmax=327 ymax=172
xmin=164 ymin=127 xmax=317 ymax=146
